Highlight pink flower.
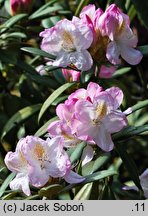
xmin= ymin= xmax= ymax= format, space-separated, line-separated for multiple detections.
xmin=62 ymin=69 xmax=80 ymax=82
xmin=5 ymin=136 xmax=84 ymax=195
xmin=10 ymin=0 xmax=33 ymax=15
xmin=71 ymin=83 xmax=127 ymax=152
xmin=98 ymin=4 xmax=143 ymax=65
xmin=40 ymin=19 xmax=93 ymax=71
xmin=49 ymin=82 xmax=127 ymax=154
xmin=123 ymin=169 xmax=148 ymax=198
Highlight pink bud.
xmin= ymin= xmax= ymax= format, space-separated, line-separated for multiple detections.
xmin=10 ymin=0 xmax=33 ymax=15
xmin=62 ymin=69 xmax=80 ymax=82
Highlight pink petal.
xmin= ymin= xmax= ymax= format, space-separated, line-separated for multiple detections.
xmin=104 ymin=111 xmax=128 ymax=133
xmin=106 ymin=86 xmax=123 ymax=109
xmin=120 ymin=45 xmax=143 ymax=65
xmin=64 ymin=170 xmax=85 ymax=184
xmin=96 ymin=125 xmax=114 ymax=152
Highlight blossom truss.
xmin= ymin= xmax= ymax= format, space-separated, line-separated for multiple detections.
xmin=40 ymin=19 xmax=93 ymax=71
xmin=48 ymin=82 xmax=128 ymax=165
xmin=98 ymin=4 xmax=143 ymax=65
xmin=77 ymin=4 xmax=142 ymax=77
xmin=5 ymin=136 xmax=85 ymax=196
xmin=123 ymin=169 xmax=148 ymax=198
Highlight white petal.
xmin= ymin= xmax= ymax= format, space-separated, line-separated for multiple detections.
xmin=106 ymin=41 xmax=121 ymax=65
xmin=10 ymin=173 xmax=30 ymax=196
xmin=81 ymin=145 xmax=94 ymax=166
xmin=69 ymin=50 xmax=93 ymax=71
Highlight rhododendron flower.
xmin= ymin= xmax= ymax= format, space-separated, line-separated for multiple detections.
xmin=49 ymin=82 xmax=127 ymax=154
xmin=98 ymin=4 xmax=143 ymax=65
xmin=123 ymin=169 xmax=148 ymax=198
xmin=5 ymin=136 xmax=84 ymax=196
xmin=40 ymin=19 xmax=93 ymax=71
xmin=10 ymin=0 xmax=33 ymax=15
xmin=62 ymin=69 xmax=80 ymax=82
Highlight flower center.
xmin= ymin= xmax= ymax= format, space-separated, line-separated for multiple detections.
xmin=61 ymin=31 xmax=76 ymax=52
xmin=92 ymin=101 xmax=107 ymax=125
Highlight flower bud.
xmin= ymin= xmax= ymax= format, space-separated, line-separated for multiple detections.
xmin=10 ymin=0 xmax=33 ymax=15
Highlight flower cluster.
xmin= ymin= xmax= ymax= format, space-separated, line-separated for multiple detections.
xmin=48 ymin=82 xmax=128 ymax=165
xmin=5 ymin=136 xmax=84 ymax=196
xmin=40 ymin=4 xmax=142 ymax=78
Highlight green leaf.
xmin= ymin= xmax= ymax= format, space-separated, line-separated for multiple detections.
xmin=2 ymin=32 xmax=27 ymax=39
xmin=21 ymin=47 xmax=55 ymax=60
xmin=0 ymin=14 xmax=28 ymax=34
xmin=38 ymin=82 xmax=75 ymax=122
xmin=35 ymin=116 xmax=58 ymax=137
xmin=29 ymin=5 xmax=62 ymax=20
xmin=39 ymin=184 xmax=63 ymax=199
xmin=1 ymin=104 xmax=41 ymax=141
xmin=30 ymin=0 xmax=58 ymax=16
xmin=70 ymin=142 xmax=86 ymax=164
xmin=112 ymin=67 xmax=131 ymax=78
xmin=113 ymin=124 xmax=148 ymax=141
xmin=2 ymin=191 xmax=20 ymax=200
xmin=137 ymin=45 xmax=148 ymax=56
xmin=28 ymin=74 xmax=59 ymax=89
xmin=0 ymin=173 xmax=15 ymax=197
xmin=115 ymin=142 xmax=143 ymax=191
xmin=59 ymin=170 xmax=117 ymax=194
xmin=82 ymin=153 xmax=111 ymax=176
xmin=130 ymin=99 xmax=148 ymax=113
xmin=74 ymin=183 xmax=93 ymax=200
xmin=131 ymin=0 xmax=148 ymax=29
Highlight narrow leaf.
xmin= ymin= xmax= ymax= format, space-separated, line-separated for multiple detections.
xmin=0 ymin=173 xmax=15 ymax=197
xmin=115 ymin=142 xmax=143 ymax=191
xmin=137 ymin=45 xmax=148 ymax=56
xmin=38 ymin=82 xmax=74 ymax=122
xmin=74 ymin=183 xmax=93 ymax=200
xmin=35 ymin=116 xmax=58 ymax=137
xmin=21 ymin=47 xmax=55 ymax=60
xmin=1 ymin=104 xmax=41 ymax=141
xmin=70 ymin=142 xmax=86 ymax=164
xmin=29 ymin=5 xmax=62 ymax=20
xmin=0 ymin=14 xmax=27 ymax=33
xmin=113 ymin=125 xmax=148 ymax=141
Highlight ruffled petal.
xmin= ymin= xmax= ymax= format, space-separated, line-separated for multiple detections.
xmin=10 ymin=173 xmax=30 ymax=196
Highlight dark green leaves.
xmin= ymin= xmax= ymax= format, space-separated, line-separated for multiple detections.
xmin=115 ymin=142 xmax=142 ymax=191
xmin=131 ymin=0 xmax=148 ymax=28
xmin=1 ymin=104 xmax=41 ymax=141
xmin=0 ymin=14 xmax=28 ymax=34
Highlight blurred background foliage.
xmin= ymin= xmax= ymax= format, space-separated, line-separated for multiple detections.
xmin=0 ymin=0 xmax=148 ymax=200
